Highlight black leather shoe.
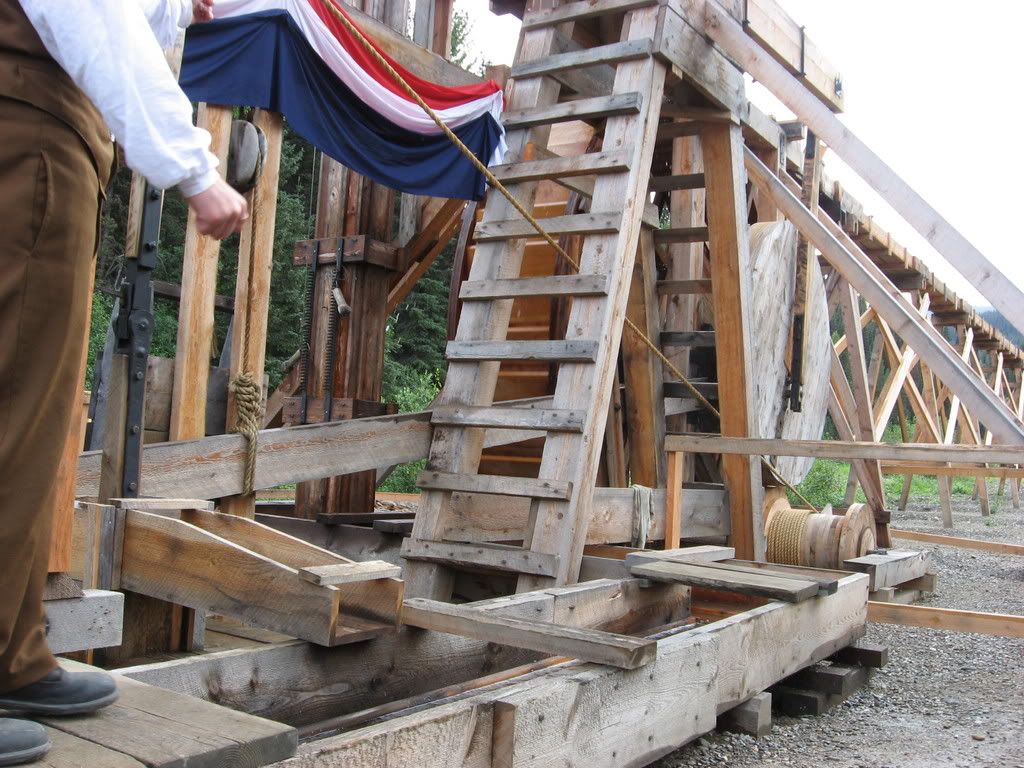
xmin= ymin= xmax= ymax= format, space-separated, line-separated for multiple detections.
xmin=0 ymin=719 xmax=49 ymax=765
xmin=0 ymin=667 xmax=118 ymax=716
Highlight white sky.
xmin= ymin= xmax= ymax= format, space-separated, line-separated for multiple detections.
xmin=456 ymin=0 xmax=1024 ymax=309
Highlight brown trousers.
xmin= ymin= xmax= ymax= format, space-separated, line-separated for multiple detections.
xmin=0 ymin=96 xmax=104 ymax=691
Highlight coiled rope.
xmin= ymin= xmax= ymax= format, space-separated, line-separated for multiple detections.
xmin=317 ymin=0 xmax=817 ymax=511
xmin=765 ymin=507 xmax=811 ymax=565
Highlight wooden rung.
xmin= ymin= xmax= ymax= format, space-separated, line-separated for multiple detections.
xmin=521 ymin=0 xmax=659 ymax=30
xmin=664 ymin=381 xmax=718 ymax=399
xmin=297 ymin=561 xmax=402 ymax=586
xmin=490 ymin=151 xmax=630 ymax=185
xmin=649 ymin=173 xmax=706 ymax=193
xmin=416 ymin=470 xmax=572 ymax=500
xmin=459 ymin=274 xmax=609 ymax=300
xmin=400 ymin=539 xmax=560 ymax=577
xmin=652 ymin=227 xmax=709 ymax=244
xmin=431 ymin=405 xmax=586 ymax=432
xmin=401 ymin=598 xmax=656 ymax=669
xmin=512 ymin=39 xmax=654 ymax=81
xmin=474 ymin=212 xmax=620 ymax=242
xmin=446 ymin=339 xmax=599 ymax=363
xmin=660 ymin=331 xmax=715 ymax=348
xmin=502 ymin=92 xmax=641 ymax=130
xmin=629 ymin=560 xmax=819 ymax=603
xmin=656 ymin=279 xmax=712 ymax=296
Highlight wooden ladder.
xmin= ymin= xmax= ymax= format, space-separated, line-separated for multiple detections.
xmin=402 ymin=0 xmax=669 ymax=599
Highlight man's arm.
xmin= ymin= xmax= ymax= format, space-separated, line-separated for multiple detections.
xmin=19 ymin=0 xmax=246 ymax=236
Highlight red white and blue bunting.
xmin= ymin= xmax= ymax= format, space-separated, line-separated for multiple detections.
xmin=181 ymin=0 xmax=506 ymax=200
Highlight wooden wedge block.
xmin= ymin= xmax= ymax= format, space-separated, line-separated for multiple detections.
xmin=298 ymin=561 xmax=402 ymax=586
xmin=402 ymin=598 xmax=656 ymax=669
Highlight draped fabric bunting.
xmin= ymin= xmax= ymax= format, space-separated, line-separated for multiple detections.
xmin=180 ymin=0 xmax=506 ymax=200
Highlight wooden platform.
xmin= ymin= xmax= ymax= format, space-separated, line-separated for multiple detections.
xmin=37 ymin=660 xmax=296 ymax=767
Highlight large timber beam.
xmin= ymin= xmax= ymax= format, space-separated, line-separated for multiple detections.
xmin=743 ymin=149 xmax=1024 ymax=444
xmin=704 ymin=1 xmax=1024 ymax=336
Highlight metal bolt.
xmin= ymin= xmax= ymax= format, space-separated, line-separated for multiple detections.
xmin=138 ymin=320 xmax=149 ymax=331
xmin=145 ymin=240 xmax=157 ymax=251
xmin=128 ymin=481 xmax=138 ymax=491
xmin=149 ymin=189 xmax=160 ymax=201
xmin=130 ymin=425 xmax=140 ymax=435
xmin=135 ymin=371 xmax=144 ymax=380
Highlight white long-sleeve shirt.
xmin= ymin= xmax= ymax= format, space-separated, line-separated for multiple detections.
xmin=19 ymin=0 xmax=219 ymax=196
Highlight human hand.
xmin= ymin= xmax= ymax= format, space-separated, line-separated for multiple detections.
xmin=186 ymin=178 xmax=248 ymax=240
xmin=192 ymin=0 xmax=215 ymax=22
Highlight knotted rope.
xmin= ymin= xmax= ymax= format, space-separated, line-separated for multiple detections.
xmin=318 ymin=0 xmax=817 ymax=511
xmin=230 ymin=144 xmax=265 ymax=495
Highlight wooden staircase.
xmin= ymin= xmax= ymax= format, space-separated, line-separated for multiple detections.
xmin=402 ymin=0 xmax=670 ymax=598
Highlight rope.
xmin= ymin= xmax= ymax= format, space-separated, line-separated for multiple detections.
xmin=230 ymin=140 xmax=265 ymax=495
xmin=630 ymin=484 xmax=653 ymax=549
xmin=317 ymin=0 xmax=817 ymax=511
xmin=765 ymin=507 xmax=811 ymax=565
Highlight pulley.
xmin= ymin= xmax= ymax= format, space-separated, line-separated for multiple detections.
xmin=226 ymin=118 xmax=268 ymax=194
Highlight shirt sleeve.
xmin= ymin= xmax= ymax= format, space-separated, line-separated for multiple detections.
xmin=19 ymin=0 xmax=220 ymax=196
xmin=138 ymin=0 xmax=194 ymax=49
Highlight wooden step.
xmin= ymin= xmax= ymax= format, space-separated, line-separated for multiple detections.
xmin=416 ymin=469 xmax=573 ymax=500
xmin=502 ymin=92 xmax=642 ymax=130
xmin=431 ymin=405 xmax=586 ymax=432
xmin=400 ymin=539 xmax=560 ymax=577
xmin=660 ymin=330 xmax=716 ymax=348
xmin=522 ymin=0 xmax=659 ymax=30
xmin=512 ymin=39 xmax=654 ymax=81
xmin=297 ymin=561 xmax=402 ymax=586
xmin=628 ymin=560 xmax=820 ymax=603
xmin=664 ymin=381 xmax=718 ymax=399
xmin=474 ymin=212 xmax=620 ymax=242
xmin=491 ymin=151 xmax=630 ymax=185
xmin=446 ymin=339 xmax=599 ymax=363
xmin=402 ymin=598 xmax=656 ymax=669
xmin=657 ymin=278 xmax=712 ymax=296
xmin=653 ymin=226 xmax=709 ymax=244
xmin=460 ymin=274 xmax=609 ymax=301
xmin=649 ymin=173 xmax=706 ymax=193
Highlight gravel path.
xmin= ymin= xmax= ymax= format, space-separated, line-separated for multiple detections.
xmin=653 ymin=487 xmax=1024 ymax=768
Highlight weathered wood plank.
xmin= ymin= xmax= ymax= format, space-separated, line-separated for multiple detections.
xmin=431 ymin=405 xmax=585 ymax=432
xmin=416 ymin=470 xmax=572 ymax=500
xmin=512 ymin=39 xmax=653 ymax=80
xmin=400 ymin=539 xmax=560 ymax=577
xmin=502 ymin=92 xmax=642 ymax=128
xmin=459 ymin=274 xmax=608 ymax=300
xmin=631 ymin=560 xmax=819 ymax=602
xmin=867 ymin=602 xmax=1024 ymax=638
xmin=474 ymin=212 xmax=620 ymax=241
xmin=298 ymin=561 xmax=402 ymax=586
xmin=446 ymin=339 xmax=599 ymax=363
xmin=402 ymin=598 xmax=656 ymax=669
xmin=843 ymin=550 xmax=931 ymax=591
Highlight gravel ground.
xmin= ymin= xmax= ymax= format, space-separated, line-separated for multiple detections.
xmin=653 ymin=487 xmax=1024 ymax=768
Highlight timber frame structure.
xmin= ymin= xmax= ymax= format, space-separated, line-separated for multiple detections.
xmin=42 ymin=0 xmax=1024 ymax=765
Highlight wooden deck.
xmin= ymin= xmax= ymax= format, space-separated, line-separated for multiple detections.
xmin=37 ymin=660 xmax=296 ymax=767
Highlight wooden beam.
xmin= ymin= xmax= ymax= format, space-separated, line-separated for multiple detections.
xmin=704 ymin=1 xmax=1024 ymax=337
xmin=868 ymin=602 xmax=1024 ymax=639
xmin=221 ymin=109 xmax=283 ymax=518
xmin=666 ymin=433 xmax=1024 ymax=465
xmin=401 ymin=598 xmax=657 ymax=669
xmin=888 ymin=528 xmax=1024 ymax=556
xmin=702 ymin=121 xmax=764 ymax=561
xmin=743 ymin=149 xmax=1024 ymax=444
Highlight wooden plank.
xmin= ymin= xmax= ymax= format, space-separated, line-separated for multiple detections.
xmin=459 ymin=274 xmax=608 ymax=300
xmin=431 ymin=405 xmax=586 ymax=432
xmin=42 ymin=660 xmax=296 ymax=768
xmin=512 ymin=39 xmax=653 ymax=80
xmin=416 ymin=470 xmax=572 ymax=500
xmin=502 ymin=92 xmax=641 ymax=128
xmin=445 ymin=339 xmax=599 ymax=362
xmin=626 ymin=545 xmax=735 ymax=567
xmin=298 ymin=561 xmax=402 ymax=586
xmin=665 ymin=433 xmax=1024 ymax=465
xmin=491 ymin=150 xmax=629 ymax=185
xmin=880 ymin=462 xmax=1024 ymax=480
xmin=867 ymin=602 xmax=1024 ymax=638
xmin=704 ymin=1 xmax=1024 ymax=337
xmin=653 ymin=226 xmax=709 ymax=244
xmin=665 ymin=451 xmax=684 ymax=549
xmin=661 ymin=330 xmax=716 ymax=347
xmin=702 ymin=122 xmax=764 ymax=561
xmin=521 ymin=0 xmax=658 ymax=29
xmin=630 ymin=560 xmax=819 ymax=602
xmin=888 ymin=528 xmax=1024 ymax=556
xmin=38 ymin=728 xmax=145 ymax=768
xmin=400 ymin=539 xmax=560 ymax=577
xmin=649 ymin=173 xmax=705 ymax=193
xmin=474 ymin=211 xmax=620 ymax=241
xmin=401 ymin=598 xmax=656 ymax=669
xmin=110 ymin=497 xmax=215 ymax=512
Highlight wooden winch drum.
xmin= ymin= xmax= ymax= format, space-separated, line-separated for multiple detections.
xmin=764 ymin=494 xmax=876 ymax=569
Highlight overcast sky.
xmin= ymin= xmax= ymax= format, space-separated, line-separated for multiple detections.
xmin=456 ymin=0 xmax=1024 ymax=309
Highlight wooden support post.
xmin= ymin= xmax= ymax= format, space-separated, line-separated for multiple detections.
xmin=169 ymin=104 xmax=232 ymax=441
xmin=665 ymin=451 xmax=684 ymax=548
xmin=622 ymin=230 xmax=666 ymax=486
xmin=221 ymin=109 xmax=283 ymax=518
xmin=702 ymin=122 xmax=764 ymax=561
